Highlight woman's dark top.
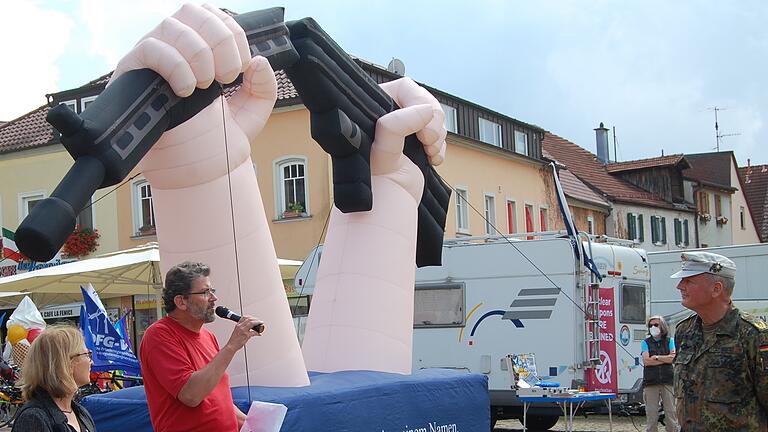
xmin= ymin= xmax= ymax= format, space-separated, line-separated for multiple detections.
xmin=11 ymin=390 xmax=97 ymax=432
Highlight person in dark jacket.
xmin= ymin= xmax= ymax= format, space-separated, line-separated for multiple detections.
xmin=641 ymin=315 xmax=678 ymax=432
xmin=12 ymin=324 xmax=97 ymax=432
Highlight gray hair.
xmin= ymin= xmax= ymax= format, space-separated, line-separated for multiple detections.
xmin=711 ymin=273 xmax=735 ymax=297
xmin=163 ymin=262 xmax=210 ymax=313
xmin=647 ymin=315 xmax=670 ymax=338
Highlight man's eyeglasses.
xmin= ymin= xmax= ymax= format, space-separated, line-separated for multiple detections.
xmin=187 ymin=288 xmax=217 ymax=298
xmin=72 ymin=350 xmax=93 ymax=360
xmin=648 ymin=323 xmax=660 ymax=328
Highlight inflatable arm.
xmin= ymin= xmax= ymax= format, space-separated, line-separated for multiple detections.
xmin=284 ymin=18 xmax=452 ymax=267
xmin=15 ymin=7 xmax=298 ymax=263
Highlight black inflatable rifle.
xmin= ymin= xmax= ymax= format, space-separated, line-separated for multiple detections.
xmin=16 ymin=8 xmax=450 ymax=268
xmin=283 ymin=19 xmax=451 ymax=267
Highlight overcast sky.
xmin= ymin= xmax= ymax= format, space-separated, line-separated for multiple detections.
xmin=2 ymin=1 xmax=767 ymax=165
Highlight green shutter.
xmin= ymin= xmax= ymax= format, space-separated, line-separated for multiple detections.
xmin=674 ymin=219 xmax=682 ymax=245
xmin=661 ymin=217 xmax=667 ymax=244
xmin=651 ymin=216 xmax=659 ymax=244
xmin=638 ymin=214 xmax=645 ymax=242
xmin=683 ymin=219 xmax=690 ymax=246
xmin=627 ymin=213 xmax=634 ymax=240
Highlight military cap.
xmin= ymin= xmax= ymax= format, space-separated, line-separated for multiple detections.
xmin=670 ymin=251 xmax=736 ymax=279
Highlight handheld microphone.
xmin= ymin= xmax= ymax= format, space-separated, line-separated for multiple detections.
xmin=215 ymin=306 xmax=265 ymax=333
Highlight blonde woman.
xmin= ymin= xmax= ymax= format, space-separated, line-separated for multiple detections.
xmin=12 ymin=325 xmax=97 ymax=432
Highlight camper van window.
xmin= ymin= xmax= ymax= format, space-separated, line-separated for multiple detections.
xmin=620 ymin=284 xmax=645 ymax=324
xmin=413 ymin=284 xmax=465 ymax=327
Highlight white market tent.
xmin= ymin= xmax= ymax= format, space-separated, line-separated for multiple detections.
xmin=0 ymin=242 xmax=303 ymax=310
xmin=0 ymin=243 xmax=163 ymax=309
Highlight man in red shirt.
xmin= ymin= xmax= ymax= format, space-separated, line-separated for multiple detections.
xmin=140 ymin=262 xmax=264 ymax=432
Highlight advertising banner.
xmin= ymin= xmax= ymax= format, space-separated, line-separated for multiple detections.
xmin=587 ymin=287 xmax=618 ymax=394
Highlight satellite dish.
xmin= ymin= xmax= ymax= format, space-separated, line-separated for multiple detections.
xmin=387 ymin=58 xmax=406 ymax=76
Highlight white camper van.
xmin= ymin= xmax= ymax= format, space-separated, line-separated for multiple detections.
xmin=648 ymin=243 xmax=768 ymax=326
xmin=293 ymin=233 xmax=651 ymax=430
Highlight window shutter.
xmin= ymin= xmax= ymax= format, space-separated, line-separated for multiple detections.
xmin=661 ymin=217 xmax=667 ymax=244
xmin=651 ymin=216 xmax=659 ymax=244
xmin=638 ymin=214 xmax=645 ymax=242
xmin=674 ymin=219 xmax=682 ymax=245
xmin=683 ymin=219 xmax=690 ymax=246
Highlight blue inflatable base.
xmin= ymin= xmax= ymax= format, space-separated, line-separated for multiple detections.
xmin=82 ymin=368 xmax=490 ymax=431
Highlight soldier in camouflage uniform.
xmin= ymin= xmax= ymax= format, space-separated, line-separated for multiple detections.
xmin=671 ymin=251 xmax=768 ymax=432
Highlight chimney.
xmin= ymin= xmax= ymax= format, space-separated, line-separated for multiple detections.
xmin=594 ymin=122 xmax=610 ymax=164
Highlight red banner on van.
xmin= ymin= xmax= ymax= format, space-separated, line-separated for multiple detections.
xmin=587 ymin=287 xmax=618 ymax=394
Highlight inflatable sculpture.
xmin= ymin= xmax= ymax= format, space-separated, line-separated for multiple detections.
xmin=16 ymin=4 xmax=448 ymax=386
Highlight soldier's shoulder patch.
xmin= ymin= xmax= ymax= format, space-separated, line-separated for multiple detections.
xmin=740 ymin=311 xmax=768 ymax=331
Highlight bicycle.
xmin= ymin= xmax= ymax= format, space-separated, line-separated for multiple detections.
xmin=0 ymin=384 xmax=23 ymax=428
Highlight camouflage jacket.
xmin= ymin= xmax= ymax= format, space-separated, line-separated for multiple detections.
xmin=674 ymin=307 xmax=768 ymax=432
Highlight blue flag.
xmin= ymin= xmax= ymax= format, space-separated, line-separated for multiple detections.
xmin=114 ymin=314 xmax=133 ymax=352
xmin=80 ymin=285 xmax=141 ymax=375
xmin=551 ymin=163 xmax=603 ymax=282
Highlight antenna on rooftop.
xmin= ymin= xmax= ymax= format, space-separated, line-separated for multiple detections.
xmin=387 ymin=58 xmax=406 ymax=76
xmin=707 ymin=106 xmax=741 ymax=152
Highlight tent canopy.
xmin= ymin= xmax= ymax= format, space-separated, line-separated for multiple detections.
xmin=0 ymin=242 xmax=302 ymax=308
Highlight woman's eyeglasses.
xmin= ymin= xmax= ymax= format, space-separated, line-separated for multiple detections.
xmin=648 ymin=323 xmax=660 ymax=328
xmin=71 ymin=350 xmax=93 ymax=360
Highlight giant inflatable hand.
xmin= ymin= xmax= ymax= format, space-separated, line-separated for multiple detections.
xmin=302 ymin=78 xmax=447 ymax=373
xmin=110 ymin=3 xmax=309 ymax=387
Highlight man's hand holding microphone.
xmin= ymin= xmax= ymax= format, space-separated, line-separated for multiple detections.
xmin=216 ymin=306 xmax=266 ymax=349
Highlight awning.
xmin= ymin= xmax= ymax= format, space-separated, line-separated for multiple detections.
xmin=0 ymin=242 xmax=302 ymax=308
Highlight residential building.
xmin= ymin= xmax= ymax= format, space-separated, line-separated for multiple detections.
xmin=543 ymin=151 xmax=610 ymax=235
xmin=543 ymin=131 xmax=697 ymax=251
xmin=683 ymin=152 xmax=759 ymax=247
xmin=738 ymin=162 xmax=768 ymax=243
xmin=0 ymin=59 xmax=557 ymax=287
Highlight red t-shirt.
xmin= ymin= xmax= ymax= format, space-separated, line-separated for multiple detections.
xmin=140 ymin=317 xmax=237 ymax=432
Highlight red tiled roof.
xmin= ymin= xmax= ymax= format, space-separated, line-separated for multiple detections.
xmin=605 ymin=154 xmax=689 ymax=173
xmin=559 ymin=168 xmax=611 ymax=208
xmin=0 ymin=70 xmax=299 ymax=155
xmin=543 ymin=132 xmax=682 ymax=210
xmin=683 ymin=152 xmax=735 ymax=190
xmin=738 ymin=164 xmax=768 ymax=242
xmin=545 ymin=149 xmax=610 ymax=208
xmin=0 ymin=106 xmax=55 ymax=154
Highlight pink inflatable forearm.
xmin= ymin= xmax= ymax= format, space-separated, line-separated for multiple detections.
xmin=301 ymin=177 xmax=419 ymax=373
xmin=141 ymin=99 xmax=309 ymax=387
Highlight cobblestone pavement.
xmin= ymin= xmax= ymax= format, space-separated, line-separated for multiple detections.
xmin=496 ymin=415 xmax=649 ymax=432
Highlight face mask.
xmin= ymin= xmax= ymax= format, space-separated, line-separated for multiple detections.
xmin=649 ymin=326 xmax=661 ymax=337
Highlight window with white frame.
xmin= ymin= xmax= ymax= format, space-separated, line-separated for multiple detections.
xmin=80 ymin=96 xmax=97 ymax=112
xmin=484 ymin=194 xmax=496 ymax=235
xmin=740 ymin=206 xmax=746 ymax=230
xmin=539 ymin=207 xmax=549 ymax=231
xmin=19 ymin=192 xmax=46 ymax=221
xmin=76 ymin=199 xmax=94 ymax=230
xmin=514 ymin=130 xmax=529 ymax=156
xmin=524 ymin=204 xmax=534 ymax=233
xmin=506 ymin=200 xmax=517 ymax=234
xmin=626 ymin=212 xmax=644 ymax=242
xmin=440 ymin=103 xmax=457 ymax=134
xmin=455 ymin=188 xmax=469 ymax=233
xmin=478 ymin=118 xmax=502 ymax=147
xmin=587 ymin=216 xmax=595 ymax=234
xmin=132 ymin=180 xmax=155 ymax=235
xmin=650 ymin=215 xmax=667 ymax=245
xmin=674 ymin=218 xmax=690 ymax=247
xmin=275 ymin=158 xmax=308 ymax=218
xmin=63 ymin=100 xmax=77 ymax=112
